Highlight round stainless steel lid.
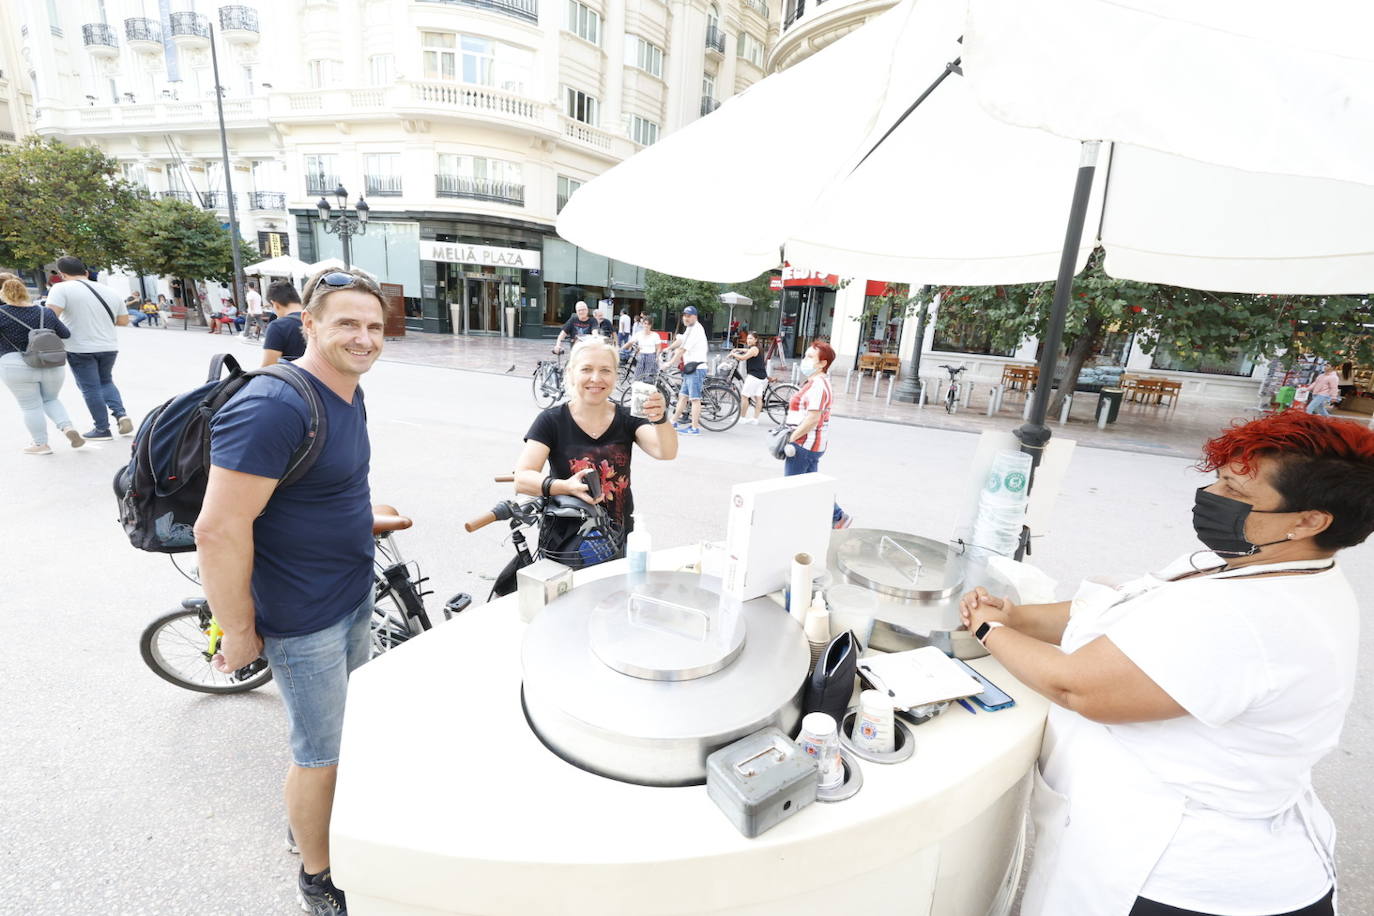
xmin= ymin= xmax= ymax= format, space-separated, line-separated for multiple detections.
xmin=828 ymin=529 xmax=963 ymax=601
xmin=588 ymin=578 xmax=747 ymax=681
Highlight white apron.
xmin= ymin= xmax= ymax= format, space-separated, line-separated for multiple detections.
xmin=1020 ymin=564 xmax=1340 ymax=916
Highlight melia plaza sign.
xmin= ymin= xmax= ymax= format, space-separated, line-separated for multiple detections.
xmin=419 ymin=240 xmax=541 ymax=270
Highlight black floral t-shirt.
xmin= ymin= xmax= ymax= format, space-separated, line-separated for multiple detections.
xmin=525 ymin=403 xmax=648 ymax=533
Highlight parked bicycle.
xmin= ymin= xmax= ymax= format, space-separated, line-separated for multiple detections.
xmin=712 ymin=354 xmax=800 ymax=424
xmin=531 ymin=349 xmax=569 ymax=408
xmin=939 ymin=363 xmax=968 ymax=414
xmin=139 ymin=505 xmax=471 ymax=694
xmin=466 ymin=474 xmax=622 ymax=599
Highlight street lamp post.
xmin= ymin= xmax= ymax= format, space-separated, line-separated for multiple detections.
xmin=316 ymin=185 xmax=370 ymax=268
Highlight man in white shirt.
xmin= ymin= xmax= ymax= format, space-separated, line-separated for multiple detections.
xmin=617 ymin=308 xmax=631 ymax=346
xmin=45 ymin=256 xmax=132 ymax=440
xmin=243 ymin=282 xmax=264 ymax=337
xmin=665 ymin=306 xmax=709 ymax=435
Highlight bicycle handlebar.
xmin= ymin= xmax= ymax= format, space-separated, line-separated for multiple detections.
xmin=493 ymin=474 xmax=514 ymax=483
xmin=464 ymin=512 xmax=499 ymax=533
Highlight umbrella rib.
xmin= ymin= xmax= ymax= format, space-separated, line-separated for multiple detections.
xmin=1094 ymin=141 xmax=1117 ymax=246
xmin=849 ymin=55 xmax=963 ymax=176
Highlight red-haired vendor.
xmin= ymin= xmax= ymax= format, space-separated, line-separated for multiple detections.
xmin=961 ymin=412 xmax=1373 ymax=916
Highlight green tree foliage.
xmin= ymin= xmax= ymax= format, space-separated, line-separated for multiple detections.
xmin=122 ymin=197 xmax=257 ymax=287
xmin=645 ymin=269 xmax=725 ymax=317
xmin=726 ymin=270 xmax=779 ymax=310
xmin=938 ymin=252 xmax=1374 ymax=412
xmin=0 ymin=137 xmax=137 ymax=279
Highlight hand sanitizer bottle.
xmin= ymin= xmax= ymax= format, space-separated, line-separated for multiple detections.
xmin=627 ymin=512 xmax=650 ymax=579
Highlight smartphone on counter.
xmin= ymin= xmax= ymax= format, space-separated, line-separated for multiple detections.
xmin=952 ymin=658 xmax=1016 ymax=711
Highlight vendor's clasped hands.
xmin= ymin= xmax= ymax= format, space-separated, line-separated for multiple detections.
xmin=959 ymin=586 xmax=1017 ymax=635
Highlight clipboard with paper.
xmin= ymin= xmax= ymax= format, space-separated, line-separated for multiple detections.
xmin=857 ymin=646 xmax=981 ymax=709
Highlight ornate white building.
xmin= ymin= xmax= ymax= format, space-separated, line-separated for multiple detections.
xmin=20 ymin=0 xmax=777 ymax=334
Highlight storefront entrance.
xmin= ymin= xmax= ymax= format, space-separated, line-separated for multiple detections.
xmin=779 ymin=286 xmax=836 ymax=358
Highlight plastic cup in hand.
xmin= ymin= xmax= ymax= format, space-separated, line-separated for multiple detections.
xmin=798 ymin=712 xmax=844 ymax=788
xmin=630 ymin=381 xmax=658 ymax=418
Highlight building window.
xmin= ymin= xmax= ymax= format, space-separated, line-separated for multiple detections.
xmin=932 ymin=299 xmax=1016 ymax=357
xmin=459 ymin=35 xmax=533 ymax=94
xmin=364 ymin=153 xmax=403 ymax=196
xmin=305 ymin=153 xmax=339 ymax=194
xmin=564 ymin=87 xmax=599 ymax=125
xmin=422 ymin=32 xmax=457 ymax=80
xmin=564 ymin=0 xmax=600 ymax=45
xmin=1151 ymin=350 xmax=1258 ymax=377
xmin=623 ymin=35 xmax=663 ymax=78
xmin=557 ymin=175 xmax=583 ymax=212
xmin=627 ymin=114 xmax=659 ymax=146
xmin=306 ymin=59 xmax=335 ymax=89
xmin=436 ymin=154 xmax=525 ymax=204
xmin=369 ymin=54 xmax=395 ymax=86
xmin=737 ymin=32 xmax=765 ymax=68
xmin=702 ymin=72 xmax=715 ymax=100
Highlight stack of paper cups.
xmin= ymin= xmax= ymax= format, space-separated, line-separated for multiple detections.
xmin=803 ymin=602 xmax=830 ymax=669
xmin=852 ymin=689 xmax=896 ymax=754
xmin=789 ymin=553 xmax=813 ymax=623
xmin=972 ymin=449 xmax=1032 ymax=557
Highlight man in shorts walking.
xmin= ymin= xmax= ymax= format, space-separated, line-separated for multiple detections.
xmin=666 ymin=305 xmax=709 ymax=435
xmin=197 ymin=268 xmax=388 ymax=915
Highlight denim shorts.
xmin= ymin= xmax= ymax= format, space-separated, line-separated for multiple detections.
xmin=261 ymin=592 xmax=373 ymax=767
xmin=681 ymin=367 xmax=706 ymax=399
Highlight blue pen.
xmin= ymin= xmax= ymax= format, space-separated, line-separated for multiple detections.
xmin=957 ymin=698 xmax=978 ymax=715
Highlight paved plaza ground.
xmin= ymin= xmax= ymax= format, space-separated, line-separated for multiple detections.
xmin=1 ymin=323 xmax=1370 ymax=914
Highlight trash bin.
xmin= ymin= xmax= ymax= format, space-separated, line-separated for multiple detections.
xmin=1097 ymin=387 xmax=1125 ymax=424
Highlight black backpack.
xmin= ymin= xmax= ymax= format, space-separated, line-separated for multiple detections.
xmin=113 ymin=353 xmax=327 ymax=553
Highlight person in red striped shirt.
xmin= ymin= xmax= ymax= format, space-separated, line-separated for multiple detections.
xmin=785 ymin=339 xmax=852 ymax=529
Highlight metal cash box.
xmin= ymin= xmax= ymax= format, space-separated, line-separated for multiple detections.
xmin=706 ymin=727 xmax=817 ymax=838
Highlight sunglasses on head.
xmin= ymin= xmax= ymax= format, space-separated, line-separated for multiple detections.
xmin=319 ymin=271 xmax=365 ymax=290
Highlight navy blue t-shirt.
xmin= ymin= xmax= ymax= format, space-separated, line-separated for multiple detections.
xmin=262 ymin=312 xmax=306 ymax=360
xmin=208 ymin=367 xmax=373 ymax=637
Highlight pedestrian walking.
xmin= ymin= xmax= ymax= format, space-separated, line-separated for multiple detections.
xmin=666 ymin=305 xmax=709 ymax=435
xmin=261 ymin=281 xmax=307 ymax=366
xmin=618 ymin=309 xmax=631 ymax=346
xmin=43 ymin=256 xmax=132 ymax=441
xmin=244 ymin=282 xmax=264 ymax=338
xmin=732 ymin=331 xmax=767 ymax=424
xmin=630 ymin=315 xmax=661 ymax=381
xmin=0 ymin=277 xmax=84 ymax=454
xmin=197 ymin=267 xmax=390 ymax=916
xmin=783 ymin=339 xmax=851 ymax=528
xmin=1307 ymin=363 xmax=1340 ymax=416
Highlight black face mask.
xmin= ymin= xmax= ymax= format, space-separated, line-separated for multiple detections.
xmin=1191 ymin=487 xmax=1294 ymax=557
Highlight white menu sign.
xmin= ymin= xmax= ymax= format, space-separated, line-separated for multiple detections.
xmin=419 ymin=240 xmax=541 ymax=270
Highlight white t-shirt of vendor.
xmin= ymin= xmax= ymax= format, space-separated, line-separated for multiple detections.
xmin=677 ymin=322 xmax=708 ymax=365
xmin=1061 ymin=555 xmax=1357 ymax=914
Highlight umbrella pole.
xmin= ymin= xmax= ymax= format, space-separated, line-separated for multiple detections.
xmin=1015 ymin=141 xmax=1101 ymax=471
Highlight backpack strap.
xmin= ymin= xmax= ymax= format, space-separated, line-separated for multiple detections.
xmin=246 ymin=362 xmax=329 ymax=488
xmin=207 ymin=352 xmax=243 ymax=383
xmin=74 ymin=279 xmax=120 ymax=325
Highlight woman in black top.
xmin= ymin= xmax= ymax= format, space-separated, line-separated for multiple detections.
xmin=0 ymin=278 xmax=84 ymax=454
xmin=730 ymin=331 xmax=769 ymax=424
xmin=514 ymin=338 xmax=678 ymax=560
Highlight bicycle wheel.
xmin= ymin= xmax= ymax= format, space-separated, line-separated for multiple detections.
xmin=699 ymin=382 xmax=741 ymax=431
xmin=945 ymin=383 xmax=958 ymax=414
xmin=139 ymin=608 xmax=273 ymax=694
xmin=764 ymin=383 xmax=799 ymax=424
xmin=532 ymin=363 xmax=561 ymax=408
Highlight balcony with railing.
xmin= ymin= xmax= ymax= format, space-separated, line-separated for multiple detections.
xmin=700 ymin=96 xmax=720 ymax=116
xmin=306 ymin=173 xmax=341 ymax=195
xmin=203 ymin=191 xmax=237 ymax=209
xmin=159 ymin=190 xmax=195 ymax=203
xmin=249 ymin=191 xmax=286 ymax=210
xmin=743 ymin=0 xmax=768 ymax=17
xmin=705 ymin=24 xmax=726 ymax=53
xmin=365 ymin=175 xmax=404 ymax=197
xmin=44 ymin=95 xmax=269 ymax=132
xmin=436 ymin=175 xmax=525 ymax=206
xmin=219 ymin=5 xmax=260 ymax=43
xmin=169 ymin=11 xmax=211 ymax=47
xmin=416 ymin=0 xmax=539 ymax=24
xmin=124 ymin=17 xmax=163 ymax=51
xmin=82 ymin=23 xmax=119 ymax=58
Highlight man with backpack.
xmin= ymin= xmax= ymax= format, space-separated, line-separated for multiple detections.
xmin=195 ymin=268 xmax=387 ymax=916
xmin=45 ymin=256 xmax=132 ymax=441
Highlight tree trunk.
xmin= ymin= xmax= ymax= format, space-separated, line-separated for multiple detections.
xmin=36 ymin=266 xmax=48 ymax=295
xmin=1047 ymin=313 xmax=1104 ymax=417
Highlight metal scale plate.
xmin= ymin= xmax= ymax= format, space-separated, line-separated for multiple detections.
xmin=827 ymin=529 xmax=964 ymax=632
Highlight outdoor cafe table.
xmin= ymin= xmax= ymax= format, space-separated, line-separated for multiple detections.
xmin=331 ymin=547 xmax=1050 ymax=916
